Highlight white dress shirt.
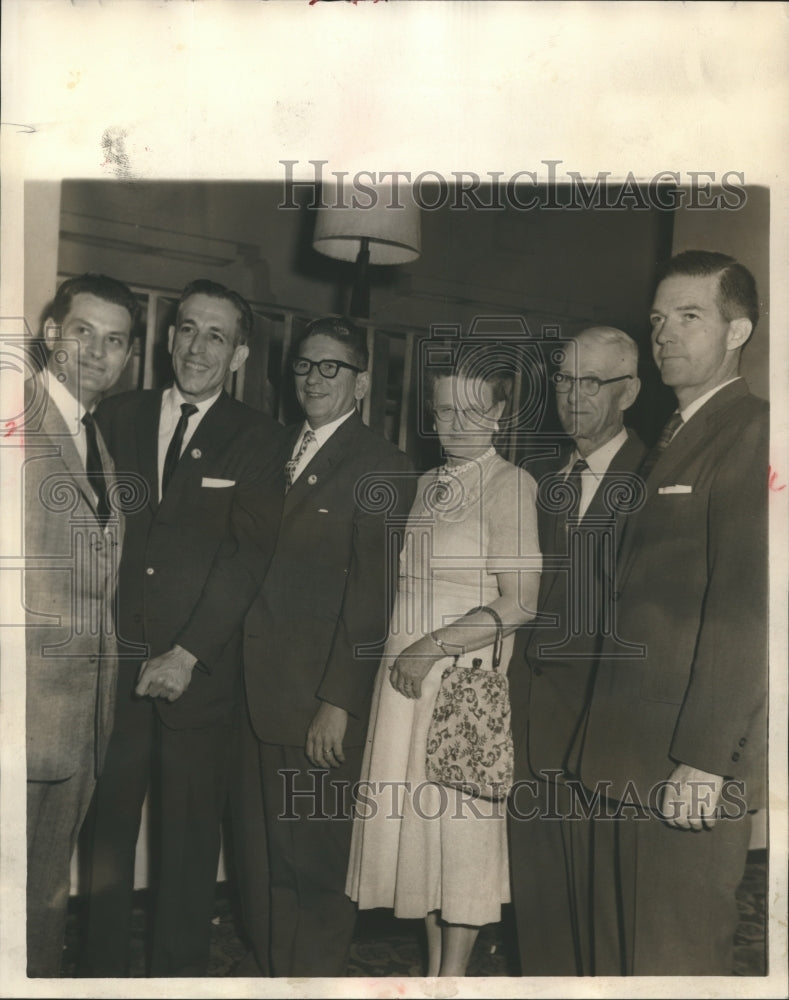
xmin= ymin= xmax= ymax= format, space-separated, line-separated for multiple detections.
xmin=562 ymin=426 xmax=629 ymax=520
xmin=157 ymin=385 xmax=221 ymax=500
xmin=287 ymin=408 xmax=356 ymax=485
xmin=46 ymin=372 xmax=89 ymax=466
xmin=679 ymin=376 xmax=740 ymax=424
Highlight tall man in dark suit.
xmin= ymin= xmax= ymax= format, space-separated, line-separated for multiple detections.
xmin=24 ymin=273 xmax=138 ymax=975
xmin=234 ymin=317 xmax=415 ymax=977
xmin=579 ymin=251 xmax=768 ymax=974
xmin=508 ymin=326 xmax=645 ymax=975
xmin=81 ymin=279 xmax=285 ymax=976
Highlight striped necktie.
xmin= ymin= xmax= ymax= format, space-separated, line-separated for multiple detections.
xmin=640 ymin=411 xmax=684 ymax=480
xmin=285 ymin=429 xmax=316 ymax=491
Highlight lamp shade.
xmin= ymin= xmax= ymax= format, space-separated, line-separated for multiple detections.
xmin=313 ymin=189 xmax=421 ymax=265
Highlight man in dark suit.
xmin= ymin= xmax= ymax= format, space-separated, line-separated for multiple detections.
xmin=81 ymin=279 xmax=285 ymax=976
xmin=234 ymin=316 xmax=415 ymax=977
xmin=579 ymin=250 xmax=768 ymax=975
xmin=24 ymin=273 xmax=138 ymax=975
xmin=508 ymin=326 xmax=645 ymax=975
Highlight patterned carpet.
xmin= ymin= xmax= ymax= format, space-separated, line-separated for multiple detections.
xmin=61 ymin=851 xmax=766 ymax=978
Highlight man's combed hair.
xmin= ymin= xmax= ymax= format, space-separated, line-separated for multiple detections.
xmin=176 ymin=279 xmax=254 ymax=345
xmin=296 ymin=316 xmax=369 ymax=371
xmin=50 ymin=273 xmax=141 ymax=329
xmin=657 ymin=250 xmax=759 ymax=329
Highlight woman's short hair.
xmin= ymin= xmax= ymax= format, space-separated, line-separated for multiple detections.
xmin=424 ymin=356 xmax=513 ymax=409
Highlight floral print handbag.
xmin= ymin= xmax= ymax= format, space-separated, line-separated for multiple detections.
xmin=425 ymin=605 xmax=514 ymax=801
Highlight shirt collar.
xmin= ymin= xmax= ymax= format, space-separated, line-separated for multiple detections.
xmin=302 ymin=407 xmax=356 ymax=449
xmin=162 ymin=383 xmax=222 ymax=418
xmin=567 ymin=427 xmax=629 ymax=478
xmin=46 ymin=368 xmax=88 ymax=430
xmin=679 ymin=377 xmax=741 ymax=424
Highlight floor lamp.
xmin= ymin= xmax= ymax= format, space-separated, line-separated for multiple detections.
xmin=312 ymin=189 xmax=421 ymax=319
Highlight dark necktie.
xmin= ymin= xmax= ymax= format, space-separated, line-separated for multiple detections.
xmin=640 ymin=411 xmax=684 ymax=480
xmin=566 ymin=457 xmax=589 ymax=520
xmin=162 ymin=403 xmax=198 ymax=497
xmin=82 ymin=412 xmax=110 ymax=526
xmin=285 ymin=429 xmax=316 ymax=491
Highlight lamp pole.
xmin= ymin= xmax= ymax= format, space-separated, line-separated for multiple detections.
xmin=349 ymin=236 xmax=371 ymax=319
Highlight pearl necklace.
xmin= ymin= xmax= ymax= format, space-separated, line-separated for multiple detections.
xmin=435 ymin=446 xmax=496 ymax=482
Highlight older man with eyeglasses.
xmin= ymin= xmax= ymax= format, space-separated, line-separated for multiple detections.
xmin=232 ymin=316 xmax=415 ymax=977
xmin=508 ymin=325 xmax=646 ymax=976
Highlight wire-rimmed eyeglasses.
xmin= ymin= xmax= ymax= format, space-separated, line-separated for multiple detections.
xmin=433 ymin=403 xmax=497 ymax=423
xmin=291 ymin=357 xmax=364 ymax=379
xmin=553 ymin=372 xmax=633 ymax=397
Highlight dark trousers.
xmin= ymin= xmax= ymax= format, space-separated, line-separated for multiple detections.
xmin=508 ymin=778 xmax=621 ymax=976
xmin=228 ymin=703 xmax=271 ymax=975
xmin=510 ymin=777 xmax=754 ymax=976
xmin=81 ymin=660 xmax=234 ymax=976
xmin=615 ymin=808 xmax=753 ymax=975
xmin=236 ymin=735 xmax=361 ymax=978
xmin=27 ymin=767 xmax=96 ymax=977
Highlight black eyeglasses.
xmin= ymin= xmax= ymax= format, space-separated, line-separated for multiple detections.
xmin=291 ymin=357 xmax=364 ymax=379
xmin=553 ymin=372 xmax=633 ymax=397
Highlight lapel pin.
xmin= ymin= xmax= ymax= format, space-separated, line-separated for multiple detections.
xmin=307 ymin=474 xmax=318 ymax=485
xmin=191 ymin=448 xmax=202 ymax=459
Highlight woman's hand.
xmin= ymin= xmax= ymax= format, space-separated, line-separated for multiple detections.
xmin=389 ymin=648 xmax=441 ymax=700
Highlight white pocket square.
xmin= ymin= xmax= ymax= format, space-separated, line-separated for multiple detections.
xmin=658 ymin=484 xmax=692 ymax=494
xmin=201 ymin=477 xmax=235 ymax=488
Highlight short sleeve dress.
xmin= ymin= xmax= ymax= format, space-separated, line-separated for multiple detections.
xmin=346 ymin=448 xmax=541 ymax=927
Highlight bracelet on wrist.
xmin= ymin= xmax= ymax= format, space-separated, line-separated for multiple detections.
xmin=429 ymin=631 xmax=465 ymax=657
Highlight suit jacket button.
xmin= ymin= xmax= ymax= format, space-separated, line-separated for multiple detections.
xmin=146 ymin=567 xmax=155 ymax=576
xmin=533 ymin=666 xmax=543 ymax=676
xmin=612 ymin=590 xmax=621 ymax=601
xmin=731 ymin=751 xmax=740 ymax=762
xmin=738 ymin=737 xmax=747 ymax=747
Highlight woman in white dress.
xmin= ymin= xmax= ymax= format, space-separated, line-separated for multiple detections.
xmin=346 ymin=362 xmax=541 ymax=976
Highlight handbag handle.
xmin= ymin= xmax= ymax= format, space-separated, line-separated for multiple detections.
xmin=467 ymin=604 xmax=504 ymax=670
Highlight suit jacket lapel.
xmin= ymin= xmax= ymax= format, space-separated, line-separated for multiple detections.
xmin=134 ymin=389 xmax=164 ymax=513
xmin=643 ymin=379 xmax=749 ymax=490
xmin=32 ymin=376 xmax=103 ymax=520
xmin=282 ymin=412 xmax=361 ymax=519
xmin=155 ymin=391 xmax=235 ymax=512
xmin=539 ymin=430 xmax=645 ymax=611
xmin=618 ymin=379 xmax=749 ymax=584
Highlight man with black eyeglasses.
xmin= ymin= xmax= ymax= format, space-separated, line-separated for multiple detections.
xmin=234 ymin=316 xmax=415 ymax=977
xmin=508 ymin=326 xmax=645 ymax=975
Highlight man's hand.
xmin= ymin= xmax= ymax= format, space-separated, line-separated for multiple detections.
xmin=305 ymin=702 xmax=348 ymax=769
xmin=389 ymin=650 xmax=439 ymax=700
xmin=135 ymin=644 xmax=197 ymax=702
xmin=660 ymin=763 xmax=724 ymax=831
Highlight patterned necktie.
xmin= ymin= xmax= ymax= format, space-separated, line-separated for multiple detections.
xmin=82 ymin=412 xmax=111 ymax=526
xmin=566 ymin=457 xmax=589 ymax=520
xmin=162 ymin=402 xmax=198 ymax=497
xmin=640 ymin=411 xmax=684 ymax=480
xmin=285 ymin=429 xmax=316 ymax=491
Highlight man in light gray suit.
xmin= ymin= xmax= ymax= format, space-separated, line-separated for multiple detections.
xmin=24 ymin=273 xmax=138 ymax=976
